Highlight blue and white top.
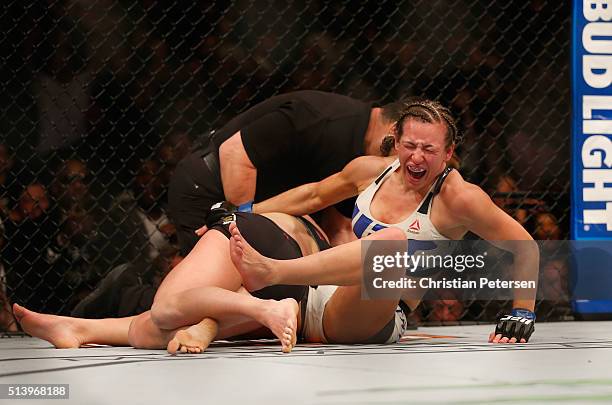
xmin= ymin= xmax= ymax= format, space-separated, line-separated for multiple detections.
xmin=351 ymin=159 xmax=451 ymax=240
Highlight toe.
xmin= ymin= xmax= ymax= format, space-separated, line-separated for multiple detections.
xmin=167 ymin=339 xmax=179 ymax=354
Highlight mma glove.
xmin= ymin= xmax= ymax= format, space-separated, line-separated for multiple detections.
xmin=205 ymin=201 xmax=253 ymax=228
xmin=494 ymin=308 xmax=536 ymax=342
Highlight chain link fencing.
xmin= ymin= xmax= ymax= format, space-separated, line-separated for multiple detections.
xmin=0 ymin=0 xmax=571 ymax=331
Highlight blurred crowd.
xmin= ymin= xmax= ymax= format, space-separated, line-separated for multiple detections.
xmin=0 ymin=139 xmax=187 ymax=330
xmin=0 ymin=0 xmax=570 ymax=330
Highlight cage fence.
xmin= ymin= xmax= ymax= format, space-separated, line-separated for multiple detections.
xmin=0 ymin=0 xmax=571 ymax=330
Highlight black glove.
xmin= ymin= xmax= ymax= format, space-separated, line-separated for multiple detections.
xmin=495 ymin=311 xmax=535 ymax=342
xmin=205 ymin=201 xmax=238 ymax=228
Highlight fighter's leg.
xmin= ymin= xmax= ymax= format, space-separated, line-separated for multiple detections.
xmin=16 ymin=231 xmax=243 ymax=349
xmin=151 ymin=229 xmax=242 ymax=332
xmin=13 ymin=225 xmax=286 ymax=351
xmin=127 ymin=311 xmax=250 ymax=351
xmin=321 ymin=286 xmax=401 ymax=343
xmin=13 ymin=303 xmax=135 ymax=348
xmin=230 ymin=223 xmax=406 ymax=289
xmin=154 ymin=213 xmax=308 ymax=332
xmin=127 ymin=311 xmax=177 ymax=349
xmin=162 ymin=286 xmax=299 ymax=354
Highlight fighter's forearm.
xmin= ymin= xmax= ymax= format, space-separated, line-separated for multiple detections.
xmin=509 ymin=240 xmax=539 ymax=311
xmin=253 ymin=183 xmax=322 ymax=215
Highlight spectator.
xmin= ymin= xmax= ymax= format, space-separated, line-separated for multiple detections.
xmin=532 ymin=212 xmax=570 ymax=320
xmin=535 ymin=212 xmax=568 ymax=299
xmin=47 ymin=159 xmax=105 ymax=309
xmin=158 ymin=131 xmax=193 ymax=186
xmin=50 ymin=159 xmax=93 ymax=214
xmin=491 ymin=174 xmax=521 ymax=217
xmin=2 ymin=183 xmax=64 ymax=313
xmin=50 ymin=206 xmax=103 ymax=313
xmin=132 ymin=160 xmax=175 ymax=260
xmin=7 ymin=183 xmax=50 ymax=226
xmin=159 ymin=131 xmax=193 ymax=167
xmin=490 ymin=174 xmax=543 ymax=227
xmin=71 ymin=245 xmax=183 ymax=319
xmin=425 ymin=291 xmax=465 ymax=323
xmin=534 ymin=212 xmax=562 ymax=241
xmin=96 ymin=160 xmax=175 ymax=275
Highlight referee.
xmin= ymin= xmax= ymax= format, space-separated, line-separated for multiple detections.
xmin=169 ymin=90 xmax=401 ymax=254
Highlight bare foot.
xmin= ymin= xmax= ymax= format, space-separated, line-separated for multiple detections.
xmin=12 ymin=303 xmax=83 ymax=348
xmin=228 ymin=222 xmax=277 ymax=291
xmin=167 ymin=318 xmax=218 ymax=355
xmin=257 ymin=298 xmax=299 ymax=353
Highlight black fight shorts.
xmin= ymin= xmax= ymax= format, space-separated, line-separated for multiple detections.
xmin=210 ymin=212 xmax=308 ymax=304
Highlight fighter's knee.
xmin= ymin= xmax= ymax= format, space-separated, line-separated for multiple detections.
xmin=127 ymin=315 xmax=147 ymax=348
xmin=150 ymin=297 xmax=180 ymax=330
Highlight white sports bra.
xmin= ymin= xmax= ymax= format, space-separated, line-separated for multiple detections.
xmin=351 ymin=159 xmax=451 ymax=240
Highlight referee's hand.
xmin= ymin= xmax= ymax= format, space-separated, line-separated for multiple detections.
xmin=195 ymin=225 xmax=208 ymax=236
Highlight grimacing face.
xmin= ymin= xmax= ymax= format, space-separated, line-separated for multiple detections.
xmin=395 ymin=119 xmax=454 ymax=191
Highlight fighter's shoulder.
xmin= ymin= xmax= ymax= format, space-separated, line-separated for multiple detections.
xmin=438 ymin=170 xmax=491 ymax=214
xmin=342 ymin=156 xmax=392 ymax=189
xmin=343 ymin=156 xmax=392 ymax=177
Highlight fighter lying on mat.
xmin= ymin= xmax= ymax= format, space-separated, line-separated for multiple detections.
xmin=13 ymin=212 xmax=337 ymax=353
xmin=224 ymin=97 xmax=538 ymax=344
xmin=13 ymin=97 xmax=536 ymax=350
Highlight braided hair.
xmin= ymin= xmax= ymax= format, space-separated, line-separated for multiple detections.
xmin=393 ymin=97 xmax=461 ymax=148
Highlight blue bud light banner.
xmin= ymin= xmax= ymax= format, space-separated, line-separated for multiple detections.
xmin=571 ymin=0 xmax=612 ymax=316
xmin=571 ymin=0 xmax=612 ymax=240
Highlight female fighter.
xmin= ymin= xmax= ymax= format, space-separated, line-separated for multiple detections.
xmin=13 ymin=211 xmax=334 ymax=353
xmin=229 ymin=97 xmax=539 ymax=344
